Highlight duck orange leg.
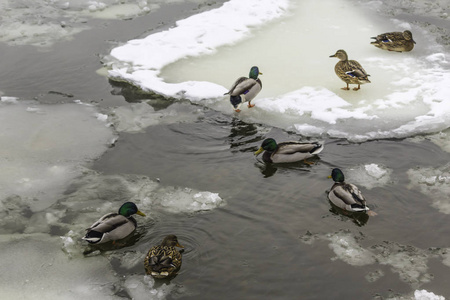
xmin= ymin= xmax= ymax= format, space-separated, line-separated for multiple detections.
xmin=341 ymin=83 xmax=350 ymax=90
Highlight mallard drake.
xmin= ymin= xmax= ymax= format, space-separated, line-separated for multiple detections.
xmin=371 ymin=30 xmax=416 ymax=52
xmin=329 ymin=50 xmax=370 ymax=91
xmin=144 ymin=235 xmax=184 ymax=279
xmin=254 ymin=138 xmax=324 ymax=164
xmin=327 ymin=168 xmax=370 ymax=213
xmin=224 ymin=66 xmax=262 ymax=112
xmin=83 ymin=202 xmax=146 ymax=244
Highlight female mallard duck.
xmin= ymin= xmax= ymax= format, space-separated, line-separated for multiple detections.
xmin=254 ymin=138 xmax=324 ymax=164
xmin=144 ymin=235 xmax=184 ymax=279
xmin=83 ymin=202 xmax=146 ymax=244
xmin=224 ymin=66 xmax=262 ymax=112
xmin=328 ymin=168 xmax=370 ymax=213
xmin=329 ymin=49 xmax=370 ymax=91
xmin=371 ymin=30 xmax=416 ymax=52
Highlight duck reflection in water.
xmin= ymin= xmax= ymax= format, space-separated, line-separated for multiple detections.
xmin=328 ymin=201 xmax=370 ymax=227
xmin=228 ymin=117 xmax=259 ymax=152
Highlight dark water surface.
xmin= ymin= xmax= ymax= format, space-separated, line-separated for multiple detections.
xmin=1 ymin=1 xmax=450 ymax=299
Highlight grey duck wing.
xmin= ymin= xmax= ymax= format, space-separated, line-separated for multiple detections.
xmin=276 ymin=142 xmax=322 ymax=155
xmin=228 ymin=78 xmax=258 ymax=96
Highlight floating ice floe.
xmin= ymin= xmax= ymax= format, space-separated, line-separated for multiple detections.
xmin=414 ymin=289 xmax=446 ymax=300
xmin=326 ymin=232 xmax=376 ymax=266
xmin=0 ymin=99 xmax=116 ymax=212
xmin=47 ymin=171 xmax=225 ymax=237
xmin=301 ymin=230 xmax=446 ymax=290
xmin=107 ymin=0 xmax=290 ymax=100
xmin=345 ymin=164 xmax=393 ymax=190
xmin=0 ymin=233 xmax=119 ymax=299
xmin=107 ymin=0 xmax=450 ymax=142
xmin=407 ymin=164 xmax=450 ymax=214
xmin=0 ymin=0 xmax=207 ymax=47
xmin=109 ymin=102 xmax=203 ymax=133
xmin=0 ymin=232 xmax=178 ymax=300
xmin=408 ymin=129 xmax=450 ymax=153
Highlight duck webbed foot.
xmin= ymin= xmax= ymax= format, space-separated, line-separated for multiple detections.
xmin=353 ymin=84 xmax=361 ymax=91
xmin=247 ymin=102 xmax=255 ymax=108
xmin=341 ymin=83 xmax=350 ymax=90
xmin=303 ymin=159 xmax=315 ymax=165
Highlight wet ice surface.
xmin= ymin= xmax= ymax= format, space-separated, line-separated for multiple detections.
xmin=107 ymin=0 xmax=450 ymax=142
xmin=301 ymin=230 xmax=445 ymax=294
xmin=0 ymin=93 xmax=224 ymax=299
xmin=109 ymin=102 xmax=204 ymax=133
xmin=0 ymin=0 xmax=209 ymax=47
xmin=0 ymin=98 xmax=115 ymax=212
xmin=407 ymin=164 xmax=450 ymax=214
xmin=345 ymin=163 xmax=393 ymax=190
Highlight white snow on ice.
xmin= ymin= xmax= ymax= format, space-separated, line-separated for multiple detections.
xmin=414 ymin=290 xmax=446 ymax=300
xmin=107 ymin=0 xmax=450 ymax=143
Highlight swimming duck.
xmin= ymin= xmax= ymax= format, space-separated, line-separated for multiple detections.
xmin=371 ymin=30 xmax=416 ymax=52
xmin=254 ymin=138 xmax=324 ymax=164
xmin=329 ymin=50 xmax=370 ymax=91
xmin=144 ymin=235 xmax=184 ymax=279
xmin=83 ymin=202 xmax=146 ymax=244
xmin=225 ymin=66 xmax=262 ymax=112
xmin=327 ymin=168 xmax=370 ymax=213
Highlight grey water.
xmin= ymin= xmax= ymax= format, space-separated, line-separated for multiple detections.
xmin=1 ymin=1 xmax=450 ymax=299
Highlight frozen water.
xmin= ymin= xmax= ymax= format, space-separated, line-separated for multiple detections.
xmin=109 ymin=102 xmax=204 ymax=133
xmin=0 ymin=233 xmax=119 ymax=299
xmin=0 ymin=96 xmax=221 ymax=299
xmin=0 ymin=99 xmax=115 ymax=212
xmin=302 ymin=231 xmax=444 ymax=290
xmin=0 ymin=0 xmax=208 ymax=47
xmin=124 ymin=275 xmax=174 ymax=300
xmin=326 ymin=231 xmax=376 ymax=266
xmin=408 ymin=129 xmax=450 ymax=153
xmin=49 ymin=171 xmax=225 ymax=238
xmin=107 ymin=0 xmax=289 ymax=99
xmin=107 ymin=0 xmax=450 ymax=142
xmin=345 ymin=164 xmax=393 ymax=190
xmin=414 ymin=290 xmax=446 ymax=300
xmin=407 ymin=164 xmax=450 ymax=214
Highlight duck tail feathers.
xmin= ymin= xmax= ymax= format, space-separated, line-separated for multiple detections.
xmin=311 ymin=143 xmax=324 ymax=155
xmin=230 ymin=95 xmax=242 ymax=109
xmin=150 ymin=255 xmax=173 ymax=272
xmin=83 ymin=230 xmax=103 ymax=244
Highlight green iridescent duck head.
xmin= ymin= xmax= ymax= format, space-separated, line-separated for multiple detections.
xmin=329 ymin=168 xmax=345 ymax=183
xmin=254 ymin=138 xmax=278 ymax=156
xmin=249 ymin=66 xmax=262 ymax=80
xmin=118 ymin=202 xmax=146 ymax=217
